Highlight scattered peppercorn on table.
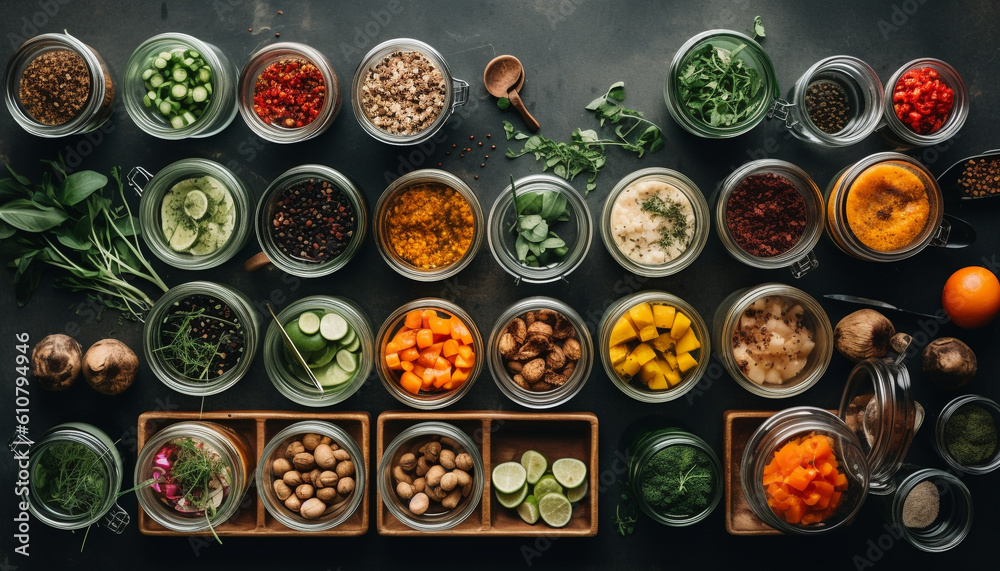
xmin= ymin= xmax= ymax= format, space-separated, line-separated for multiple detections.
xmin=2 ymin=1 xmax=999 ymax=569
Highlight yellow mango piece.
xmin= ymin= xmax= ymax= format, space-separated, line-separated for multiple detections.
xmin=664 ymin=352 xmax=678 ymax=371
xmin=653 ymin=304 xmax=676 ymax=329
xmin=651 ymin=332 xmax=675 ymax=353
xmin=639 ymin=325 xmax=659 ymax=342
xmin=675 ymin=328 xmax=701 ymax=354
xmin=677 ymin=351 xmax=698 ymax=373
xmin=647 ymin=374 xmax=669 ymax=390
xmin=622 ymin=354 xmax=642 ymax=377
xmin=654 ymin=358 xmax=673 ymax=377
xmin=609 ymin=343 xmax=629 ymax=365
xmin=630 ymin=342 xmax=657 ymax=366
xmin=614 ymin=360 xmax=630 ymax=378
xmin=609 ymin=317 xmax=638 ymax=346
xmin=628 ymin=302 xmax=655 ymax=331
xmin=639 ymin=360 xmax=661 ymax=382
xmin=671 ymin=312 xmax=692 ymax=339
xmin=664 ymin=367 xmax=683 ymax=387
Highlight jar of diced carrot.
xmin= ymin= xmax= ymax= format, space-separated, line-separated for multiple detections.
xmin=376 ymin=298 xmax=482 ymax=409
xmin=740 ymin=407 xmax=870 ymax=534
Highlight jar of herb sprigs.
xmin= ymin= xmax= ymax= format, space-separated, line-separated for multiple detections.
xmin=135 ymin=421 xmax=255 ymax=535
xmin=4 ymin=32 xmax=115 ymax=137
xmin=766 ymin=56 xmax=884 ymax=147
xmin=144 ymin=281 xmax=259 ymax=397
xmin=874 ymin=466 xmax=973 ymax=552
xmin=123 ymin=33 xmax=238 ymax=139
xmin=626 ymin=428 xmax=722 ymax=527
xmin=935 ymin=394 xmax=1000 ymax=475
xmin=27 ymin=423 xmax=127 ymax=532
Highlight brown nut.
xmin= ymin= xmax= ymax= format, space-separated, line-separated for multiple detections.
xmin=506 ymin=360 xmax=523 ymax=374
xmin=292 ymin=452 xmax=315 ymax=472
xmin=544 ymin=370 xmax=568 ymax=386
xmin=416 ymin=456 xmax=431 ymax=476
xmin=295 ymin=484 xmax=315 ymax=500
xmin=317 ymin=470 xmax=338 ymax=488
xmin=423 ymin=441 xmax=442 ymax=463
xmin=333 ymin=449 xmax=351 ymax=461
xmin=536 ymin=308 xmax=557 ymax=324
xmin=498 ymin=332 xmax=518 ymax=358
xmin=313 ymin=444 xmax=336 ymax=469
xmin=308 ymin=469 xmax=323 ymax=486
xmin=552 ymin=313 xmax=575 ymax=339
xmin=318 ymin=435 xmax=333 ymax=447
xmin=335 ymin=460 xmax=355 ymax=478
xmin=285 ymin=441 xmax=305 ymax=460
xmin=393 ymin=465 xmax=413 ymax=485
xmin=507 ymin=318 xmax=528 ymax=343
xmin=440 ymin=437 xmax=460 ymax=449
xmin=299 ymin=497 xmax=326 ymax=519
xmin=399 ymin=452 xmax=417 ymax=471
xmin=441 ymin=488 xmax=462 ymax=510
xmin=462 ymin=481 xmax=473 ymax=497
xmin=284 ymin=495 xmax=302 ymax=511
xmin=561 ymin=360 xmax=576 ymax=378
xmin=440 ymin=471 xmax=458 ymax=491
xmin=527 ymin=320 xmax=553 ymax=338
xmin=273 ymin=480 xmax=292 ymax=501
xmin=531 ymin=380 xmax=557 ymax=391
xmin=409 ymin=493 xmax=429 ymax=515
xmin=546 ymin=345 xmax=566 ymax=370
xmin=283 ymin=470 xmax=304 ymax=488
xmin=455 ymin=453 xmax=473 ymax=472
xmin=316 ymin=487 xmax=337 ymax=502
xmin=562 ymin=337 xmax=582 ymax=360
xmin=425 ymin=465 xmax=446 ymax=487
xmin=396 ymin=481 xmax=415 ymax=500
xmin=452 ymin=469 xmax=472 ymax=487
xmin=301 ymin=433 xmax=322 ymax=452
xmin=439 ymin=449 xmax=456 ymax=470
xmin=427 ymin=485 xmax=448 ymax=501
xmin=522 ymin=358 xmax=546 ymax=382
xmin=337 ymin=476 xmax=355 ymax=496
xmin=272 ymin=458 xmax=293 ymax=476
xmin=413 ymin=477 xmax=426 ymax=493
xmin=513 ymin=373 xmax=531 ymax=390
xmin=515 ymin=335 xmax=551 ymax=360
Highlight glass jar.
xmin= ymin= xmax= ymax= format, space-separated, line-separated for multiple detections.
xmin=714 ymin=283 xmax=832 ymax=398
xmin=263 ymin=295 xmax=374 ymax=407
xmin=876 ymin=466 xmax=973 ymax=552
xmin=352 ymin=38 xmax=469 ymax=145
xmin=598 ymin=290 xmax=710 ymax=403
xmin=254 ymin=164 xmax=368 ymax=278
xmin=256 ymin=421 xmax=366 ymax=531
xmin=487 ymin=296 xmax=593 ymax=408
xmin=373 ymin=169 xmax=483 ymax=282
xmin=130 ymin=158 xmax=252 ymax=270
xmin=376 ymin=298 xmax=482 ymax=410
xmin=838 ymin=337 xmax=919 ymax=494
xmin=767 ymin=56 xmax=883 ymax=147
xmin=825 ymin=152 xmax=947 ymax=262
xmin=27 ymin=423 xmax=126 ymax=531
xmin=601 ymin=168 xmax=709 ymax=277
xmin=934 ymin=394 xmax=1000 ymax=475
xmin=488 ymin=174 xmax=592 ymax=284
xmin=664 ymin=30 xmax=779 ymax=138
xmin=741 ymin=407 xmax=870 ymax=535
xmin=135 ymin=421 xmax=255 ymax=534
xmin=378 ymin=421 xmax=484 ymax=531
xmin=238 ymin=42 xmax=341 ymax=143
xmin=4 ymin=32 xmax=114 ymax=137
xmin=144 ymin=281 xmax=260 ymax=396
xmin=877 ymin=58 xmax=968 ymax=150
xmin=714 ymin=160 xmax=824 ymax=277
xmin=123 ymin=33 xmax=238 ymax=139
xmin=627 ymin=428 xmax=722 ymax=526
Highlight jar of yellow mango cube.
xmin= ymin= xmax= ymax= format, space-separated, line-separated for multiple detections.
xmin=598 ymin=291 xmax=710 ymax=402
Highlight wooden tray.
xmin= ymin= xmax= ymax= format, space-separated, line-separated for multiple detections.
xmin=723 ymin=410 xmax=778 ymax=536
xmin=376 ymin=411 xmax=598 ymax=536
xmin=136 ymin=410 xmax=369 ymax=537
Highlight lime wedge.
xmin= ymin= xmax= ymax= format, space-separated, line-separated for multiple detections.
xmin=168 ymin=221 xmax=199 ymax=252
xmin=336 ymin=349 xmax=358 ymax=373
xmin=320 ymin=312 xmax=349 ymax=341
xmin=285 ymin=320 xmax=326 ymax=353
xmin=520 ymin=450 xmax=548 ymax=485
xmin=517 ymin=495 xmax=540 ymax=524
xmin=495 ymin=482 xmax=528 ymax=508
xmin=532 ymin=475 xmax=563 ymax=499
xmin=298 ymin=311 xmax=321 ymax=335
xmin=566 ymin=479 xmax=588 ymax=503
xmin=538 ymin=493 xmax=572 ymax=527
xmin=182 ymin=189 xmax=209 ymax=220
xmin=491 ymin=461 xmax=527 ymax=495
xmin=552 ymin=458 xmax=587 ymax=489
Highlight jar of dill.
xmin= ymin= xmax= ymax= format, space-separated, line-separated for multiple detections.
xmin=27 ymin=423 xmax=126 ymax=532
xmin=144 ymin=281 xmax=259 ymax=396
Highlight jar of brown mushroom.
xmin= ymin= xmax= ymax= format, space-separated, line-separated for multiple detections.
xmin=488 ymin=297 xmax=594 ymax=408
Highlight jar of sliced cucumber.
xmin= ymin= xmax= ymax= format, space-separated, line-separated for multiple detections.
xmin=123 ymin=33 xmax=238 ymax=139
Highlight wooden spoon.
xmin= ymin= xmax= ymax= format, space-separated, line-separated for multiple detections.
xmin=484 ymin=55 xmax=540 ymax=132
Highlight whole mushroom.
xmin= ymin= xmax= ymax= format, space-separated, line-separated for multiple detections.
xmin=31 ymin=334 xmax=83 ymax=391
xmin=922 ymin=337 xmax=977 ymax=390
xmin=83 ymin=339 xmax=138 ymax=395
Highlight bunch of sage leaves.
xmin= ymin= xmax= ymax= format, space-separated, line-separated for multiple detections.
xmin=509 ymin=176 xmax=571 ymax=267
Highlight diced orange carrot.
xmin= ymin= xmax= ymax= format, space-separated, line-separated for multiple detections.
xmin=442 ymin=338 xmax=460 ymax=357
xmin=385 ymin=352 xmax=401 ymax=369
xmin=784 ymin=466 xmax=813 ymax=492
xmin=784 ymin=496 xmax=806 ymax=524
xmin=385 ymin=340 xmax=403 ymax=355
xmin=420 ymin=374 xmax=434 ymax=391
xmin=404 ymin=310 xmax=423 ymax=330
xmin=400 ymin=361 xmax=414 ymax=372
xmin=416 ymin=328 xmax=435 ymax=349
xmin=428 ymin=316 xmax=451 ymax=336
xmin=775 ymin=441 xmax=803 ymax=475
xmin=433 ymin=356 xmax=451 ymax=371
xmin=432 ymin=368 xmax=453 ymax=388
xmin=833 ymin=472 xmax=848 ymax=490
xmin=411 ymin=365 xmax=426 ymax=379
xmin=450 ymin=316 xmax=473 ymax=344
xmin=421 ymin=309 xmax=437 ymax=329
xmin=392 ymin=329 xmax=417 ymax=349
xmin=454 ymin=346 xmax=475 ymax=368
xmin=763 ymin=433 xmax=849 ymax=526
xmin=418 ymin=343 xmax=443 ymax=368
xmin=399 ymin=371 xmax=422 ymax=394
xmin=399 ymin=347 xmax=419 ymax=362
xmin=451 ymin=367 xmax=470 ymax=383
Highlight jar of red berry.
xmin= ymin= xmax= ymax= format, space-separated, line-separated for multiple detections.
xmin=878 ymin=58 xmax=968 ymax=149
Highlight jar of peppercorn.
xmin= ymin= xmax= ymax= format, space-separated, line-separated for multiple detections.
xmin=767 ymin=55 xmax=884 ymax=147
xmin=238 ymin=42 xmax=341 ymax=143
xmin=877 ymin=58 xmax=968 ymax=149
xmin=714 ymin=160 xmax=824 ymax=277
xmin=253 ymin=165 xmax=368 ymax=278
xmin=4 ymin=32 xmax=115 ymax=137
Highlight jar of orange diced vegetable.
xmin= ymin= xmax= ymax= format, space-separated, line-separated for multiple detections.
xmin=377 ymin=298 xmax=482 ymax=409
xmin=740 ymin=407 xmax=870 ymax=535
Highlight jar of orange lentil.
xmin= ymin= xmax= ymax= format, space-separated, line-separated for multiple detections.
xmin=373 ymin=169 xmax=484 ymax=281
xmin=824 ymin=152 xmax=949 ymax=262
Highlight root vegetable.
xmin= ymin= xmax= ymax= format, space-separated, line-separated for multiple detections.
xmin=31 ymin=334 xmax=83 ymax=391
xmin=409 ymin=493 xmax=429 ymax=515
xmin=82 ymin=339 xmax=138 ymax=395
xmin=300 ymin=498 xmax=327 ymax=519
xmin=834 ymin=309 xmax=895 ymax=362
xmin=922 ymin=337 xmax=977 ymax=389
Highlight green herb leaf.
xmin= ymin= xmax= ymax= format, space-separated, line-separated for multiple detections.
xmin=58 ymin=171 xmax=108 ymax=206
xmin=0 ymin=199 xmax=69 ymax=232
xmin=497 ymin=97 xmax=511 ymax=110
xmin=753 ymin=15 xmax=766 ymax=39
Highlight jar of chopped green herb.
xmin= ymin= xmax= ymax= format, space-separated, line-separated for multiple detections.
xmin=626 ymin=428 xmax=722 ymax=526
xmin=935 ymin=395 xmax=1000 ymax=474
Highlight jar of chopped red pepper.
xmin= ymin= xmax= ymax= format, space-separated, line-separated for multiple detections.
xmin=878 ymin=58 xmax=967 ymax=149
xmin=238 ymin=43 xmax=341 ymax=143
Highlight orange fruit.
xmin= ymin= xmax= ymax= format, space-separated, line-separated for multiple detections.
xmin=942 ymin=266 xmax=1000 ymax=329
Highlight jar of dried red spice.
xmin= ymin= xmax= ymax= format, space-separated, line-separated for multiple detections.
xmin=877 ymin=58 xmax=968 ymax=149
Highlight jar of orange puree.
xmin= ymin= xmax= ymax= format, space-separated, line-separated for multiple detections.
xmin=825 ymin=152 xmax=948 ymax=262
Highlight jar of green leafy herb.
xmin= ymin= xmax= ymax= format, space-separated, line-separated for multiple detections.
xmin=626 ymin=428 xmax=722 ymax=526
xmin=144 ymin=281 xmax=259 ymax=397
xmin=27 ymin=423 xmax=126 ymax=532
xmin=935 ymin=395 xmax=1000 ymax=475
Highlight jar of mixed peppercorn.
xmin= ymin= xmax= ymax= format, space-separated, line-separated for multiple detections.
xmin=877 ymin=58 xmax=968 ymax=149
xmin=238 ymin=42 xmax=341 ymax=143
xmin=4 ymin=32 xmax=115 ymax=137
xmin=254 ymin=165 xmax=368 ymax=278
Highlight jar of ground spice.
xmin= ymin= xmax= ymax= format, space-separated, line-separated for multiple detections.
xmin=254 ymin=165 xmax=368 ymax=278
xmin=935 ymin=394 xmax=1000 ymax=475
xmin=4 ymin=32 xmax=114 ymax=137
xmin=878 ymin=467 xmax=973 ymax=552
xmin=715 ymin=160 xmax=824 ymax=277
xmin=878 ymin=58 xmax=968 ymax=150
xmin=767 ymin=55 xmax=883 ymax=147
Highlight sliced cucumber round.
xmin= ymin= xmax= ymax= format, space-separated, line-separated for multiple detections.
xmin=182 ymin=189 xmax=209 ymax=220
xmin=297 ymin=311 xmax=321 ymax=336
xmin=320 ymin=312 xmax=349 ymax=341
xmin=336 ymin=349 xmax=358 ymax=373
